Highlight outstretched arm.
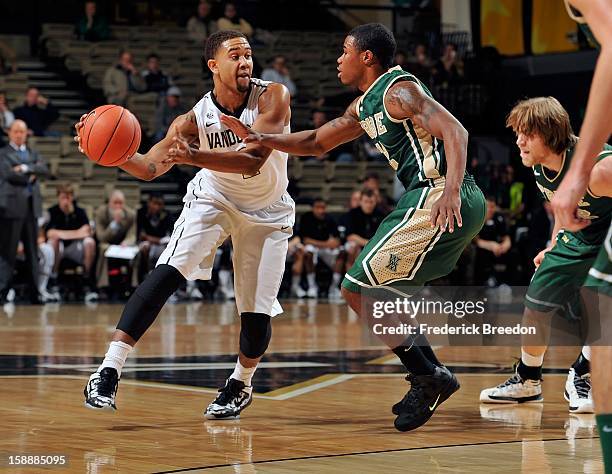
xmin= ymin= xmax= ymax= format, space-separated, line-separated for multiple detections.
xmin=75 ymin=110 xmax=200 ymax=181
xmin=551 ymin=0 xmax=612 ymax=231
xmin=385 ymin=80 xmax=469 ymax=232
xmin=220 ymin=97 xmax=364 ymax=157
xmin=165 ymin=83 xmax=291 ymax=176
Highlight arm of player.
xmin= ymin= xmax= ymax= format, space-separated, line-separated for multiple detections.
xmin=551 ymin=0 xmax=612 ymax=231
xmin=384 ymin=80 xmax=468 ymax=233
xmin=164 ymin=83 xmax=291 ymax=176
xmin=74 ymin=111 xmax=199 ymax=181
xmin=588 ymin=157 xmax=612 ymax=198
xmin=220 ymin=97 xmax=365 ymax=157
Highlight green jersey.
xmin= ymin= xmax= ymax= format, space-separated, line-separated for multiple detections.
xmin=534 ymin=143 xmax=612 ymax=244
xmin=356 ymin=66 xmax=446 ymax=191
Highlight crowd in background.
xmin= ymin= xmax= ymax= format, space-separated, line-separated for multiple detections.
xmin=0 ymin=0 xmax=558 ymax=304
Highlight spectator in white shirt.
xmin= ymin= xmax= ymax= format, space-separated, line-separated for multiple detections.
xmin=261 ymin=55 xmax=297 ymax=97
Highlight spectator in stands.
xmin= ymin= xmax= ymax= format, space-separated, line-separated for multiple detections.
xmin=474 ymin=195 xmax=512 ymax=286
xmin=153 ymin=86 xmax=188 ymax=143
xmin=187 ymin=0 xmax=217 ymax=44
xmin=141 ymin=54 xmax=172 ymax=96
xmin=0 ymin=41 xmax=17 ymax=75
xmin=13 ymin=87 xmax=59 ymax=137
xmin=343 ymin=188 xmax=385 ymax=271
xmin=0 ymin=119 xmax=49 ymax=304
xmin=137 ymin=193 xmax=172 ymax=280
xmin=362 ymin=172 xmax=393 ymax=215
xmin=217 ymin=2 xmax=253 ymax=38
xmin=348 ymin=189 xmax=361 ymax=209
xmin=407 ymin=43 xmax=432 ymax=85
xmin=294 ymin=198 xmax=344 ymax=299
xmin=94 ymin=189 xmax=137 ymax=291
xmin=45 ymin=184 xmax=98 ymax=302
xmin=103 ymin=50 xmax=145 ymax=106
xmin=432 ymin=43 xmax=463 ymax=87
xmin=0 ymin=92 xmax=15 ymax=144
xmin=305 ymin=110 xmax=354 ymax=162
xmin=74 ymin=1 xmax=110 ymax=42
xmin=261 ymin=55 xmax=297 ymax=97
xmin=394 ymin=50 xmax=408 ymax=69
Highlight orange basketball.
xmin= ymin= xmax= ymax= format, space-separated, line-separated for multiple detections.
xmin=79 ymin=105 xmax=141 ymax=167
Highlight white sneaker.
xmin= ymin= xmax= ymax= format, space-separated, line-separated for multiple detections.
xmin=480 ymin=373 xmax=543 ymax=404
xmin=293 ymin=287 xmax=306 ymax=298
xmin=6 ymin=288 xmax=15 ymax=303
xmin=219 ymin=285 xmax=235 ymax=300
xmin=564 ymin=368 xmax=593 ymax=413
xmin=85 ymin=291 xmax=99 ymax=303
xmin=40 ymin=289 xmax=60 ymax=303
xmin=188 ymin=286 xmax=204 ymax=300
xmin=306 ymin=287 xmax=318 ymax=299
xmin=328 ymin=287 xmax=342 ymax=301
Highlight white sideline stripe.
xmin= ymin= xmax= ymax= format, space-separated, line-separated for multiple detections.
xmin=270 ymin=374 xmax=356 ymax=401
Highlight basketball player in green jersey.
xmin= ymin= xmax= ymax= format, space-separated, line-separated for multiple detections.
xmin=553 ymin=1 xmax=612 ymax=471
xmin=221 ymin=23 xmax=486 ymax=432
xmin=480 ymin=97 xmax=612 ymax=413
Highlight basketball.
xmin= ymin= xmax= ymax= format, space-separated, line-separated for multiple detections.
xmin=79 ymin=105 xmax=141 ymax=167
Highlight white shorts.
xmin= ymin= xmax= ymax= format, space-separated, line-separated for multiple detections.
xmin=304 ymin=244 xmax=341 ymax=269
xmin=157 ymin=188 xmax=295 ymax=316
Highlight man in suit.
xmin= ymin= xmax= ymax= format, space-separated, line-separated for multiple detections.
xmin=0 ymin=119 xmax=49 ymax=303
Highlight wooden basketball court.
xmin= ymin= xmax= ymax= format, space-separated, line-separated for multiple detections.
xmin=0 ymin=302 xmax=603 ymax=473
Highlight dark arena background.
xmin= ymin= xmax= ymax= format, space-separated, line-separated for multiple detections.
xmin=0 ymin=1 xmax=609 ymax=473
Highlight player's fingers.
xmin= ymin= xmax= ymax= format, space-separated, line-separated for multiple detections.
xmin=454 ymin=207 xmax=463 ymax=228
xmin=430 ymin=204 xmax=439 ymax=228
xmin=446 ymin=208 xmax=454 ymax=233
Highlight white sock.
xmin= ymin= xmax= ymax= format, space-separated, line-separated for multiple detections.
xmin=521 ymin=349 xmax=544 ymax=367
xmin=332 ymin=272 xmax=342 ymax=286
xmin=230 ymin=359 xmax=257 ymax=386
xmin=98 ymin=341 xmax=133 ymax=377
xmin=306 ymin=273 xmax=316 ymax=289
xmin=291 ymin=276 xmax=300 ymax=291
xmin=581 ymin=346 xmax=591 ymax=360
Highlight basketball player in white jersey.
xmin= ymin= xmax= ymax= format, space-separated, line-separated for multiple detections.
xmin=77 ymin=30 xmax=293 ymax=419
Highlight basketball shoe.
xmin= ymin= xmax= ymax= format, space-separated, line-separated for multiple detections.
xmin=393 ymin=366 xmax=460 ymax=432
xmin=564 ymin=368 xmax=593 ymax=413
xmin=205 ymin=378 xmax=253 ymax=420
xmin=479 ymin=369 xmax=543 ymax=404
xmin=84 ymin=367 xmax=119 ymax=410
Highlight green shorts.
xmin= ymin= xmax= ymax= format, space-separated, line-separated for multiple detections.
xmin=583 ymin=221 xmax=612 ymax=296
xmin=342 ymin=176 xmax=486 ymax=294
xmin=525 ymin=232 xmax=601 ymax=316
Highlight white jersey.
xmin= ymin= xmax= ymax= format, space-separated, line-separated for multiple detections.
xmin=189 ymin=78 xmax=289 ymax=212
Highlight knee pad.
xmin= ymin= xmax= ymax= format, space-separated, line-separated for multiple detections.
xmin=239 ymin=312 xmax=272 ymax=359
xmin=116 ymin=264 xmax=185 ymax=341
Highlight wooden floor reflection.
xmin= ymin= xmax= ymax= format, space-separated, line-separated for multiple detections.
xmin=0 ymin=302 xmax=603 ymax=473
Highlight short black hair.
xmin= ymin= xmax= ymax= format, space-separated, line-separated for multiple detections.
xmin=361 ymin=188 xmax=376 ymax=199
xmin=313 ymin=197 xmax=326 ymax=204
xmin=147 ymin=53 xmax=160 ymax=61
xmin=204 ymin=30 xmax=247 ymax=61
xmin=148 ymin=191 xmax=164 ymax=201
xmin=348 ymin=23 xmax=396 ymax=70
xmin=364 ymin=171 xmax=380 ymax=182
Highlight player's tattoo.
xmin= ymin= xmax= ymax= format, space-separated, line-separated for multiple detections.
xmin=186 ymin=110 xmax=197 ymax=125
xmin=386 ymin=82 xmax=441 ymax=129
xmin=148 ymin=163 xmax=156 ymax=176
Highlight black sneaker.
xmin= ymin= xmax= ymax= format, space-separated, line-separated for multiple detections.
xmin=205 ymin=378 xmax=253 ymax=420
xmin=84 ymin=367 xmax=119 ymax=410
xmin=394 ymin=366 xmax=460 ymax=432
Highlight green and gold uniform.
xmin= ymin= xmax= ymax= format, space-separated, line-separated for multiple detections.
xmin=341 ymin=66 xmax=486 ymax=293
xmin=525 ymin=144 xmax=612 ymax=314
